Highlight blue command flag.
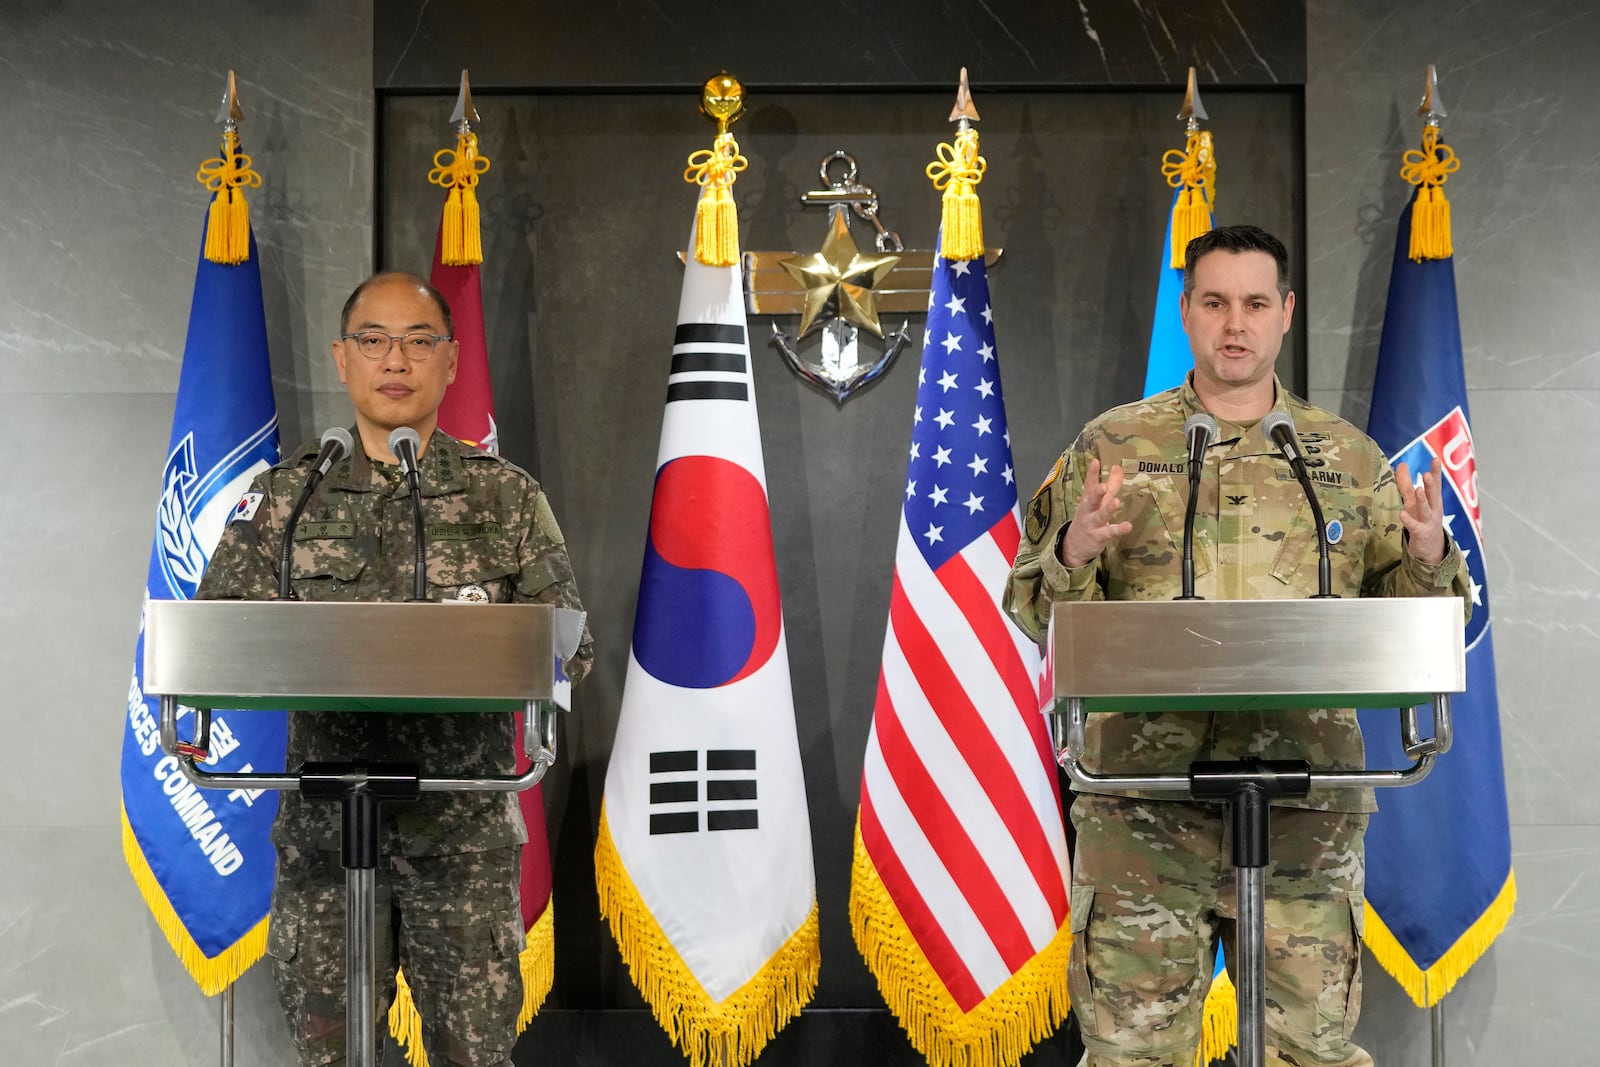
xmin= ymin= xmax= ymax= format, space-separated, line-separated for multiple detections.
xmin=1143 ymin=190 xmax=1196 ymax=397
xmin=119 ymin=219 xmax=285 ymax=993
xmin=1358 ymin=189 xmax=1515 ymax=1007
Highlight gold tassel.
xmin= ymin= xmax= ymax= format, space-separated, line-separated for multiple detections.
xmin=195 ymin=129 xmax=261 ymax=265
xmin=849 ymin=823 xmax=1072 ymax=1067
xmin=684 ymin=132 xmax=747 ymax=267
xmin=1400 ymin=125 xmax=1460 ymax=262
xmin=387 ymin=969 xmax=430 ymax=1067
xmin=430 ymin=130 xmax=491 ymax=266
xmin=1161 ymin=129 xmax=1217 ymax=268
xmin=595 ymin=804 xmax=819 ymax=1067
xmin=926 ymin=124 xmax=987 ymax=261
xmin=1195 ymin=963 xmax=1238 ymax=1066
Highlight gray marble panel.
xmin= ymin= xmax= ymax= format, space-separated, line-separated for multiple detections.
xmin=1306 ymin=0 xmax=1600 ymax=396
xmin=0 ymin=0 xmax=372 ymax=399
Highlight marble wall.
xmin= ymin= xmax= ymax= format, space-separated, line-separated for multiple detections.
xmin=0 ymin=1 xmax=1593 ymax=1065
xmin=1305 ymin=1 xmax=1600 ymax=1061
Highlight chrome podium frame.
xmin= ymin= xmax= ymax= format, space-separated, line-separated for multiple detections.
xmin=1048 ymin=598 xmax=1465 ymax=1067
xmin=143 ymin=600 xmax=584 ymax=1067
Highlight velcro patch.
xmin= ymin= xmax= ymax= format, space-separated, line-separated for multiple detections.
xmin=533 ymin=493 xmax=565 ymax=546
xmin=229 ymin=492 xmax=263 ymax=524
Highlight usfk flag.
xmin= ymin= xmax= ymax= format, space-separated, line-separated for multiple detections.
xmin=1143 ymin=189 xmax=1199 ymax=397
xmin=119 ymin=214 xmax=283 ymax=993
xmin=1358 ymin=178 xmax=1515 ymax=1007
xmin=594 ymin=218 xmax=818 ymax=1067
xmin=850 ymin=243 xmax=1072 ymax=1067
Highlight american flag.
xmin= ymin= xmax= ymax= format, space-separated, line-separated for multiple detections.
xmin=850 ymin=250 xmax=1072 ymax=1065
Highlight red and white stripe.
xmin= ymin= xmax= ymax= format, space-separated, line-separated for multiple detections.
xmin=859 ymin=510 xmax=1069 ymax=1009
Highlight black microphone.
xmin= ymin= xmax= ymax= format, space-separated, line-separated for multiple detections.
xmin=1177 ymin=412 xmax=1217 ymax=601
xmin=387 ymin=426 xmax=430 ymax=601
xmin=1262 ymin=410 xmax=1338 ymax=599
xmin=277 ymin=427 xmax=354 ymax=600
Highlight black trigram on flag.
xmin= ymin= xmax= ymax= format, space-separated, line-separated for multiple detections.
xmin=648 ymin=749 xmax=758 ymax=834
xmin=666 ymin=323 xmax=749 ymax=404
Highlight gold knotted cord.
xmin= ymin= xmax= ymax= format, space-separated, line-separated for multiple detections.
xmin=195 ymin=129 xmax=261 ymax=265
xmin=684 ymin=132 xmax=748 ymax=267
xmin=429 ymin=130 xmax=492 ymax=265
xmin=925 ymin=125 xmax=986 ymax=261
xmin=1161 ymin=129 xmax=1217 ymax=269
xmin=1399 ymin=126 xmax=1460 ymax=261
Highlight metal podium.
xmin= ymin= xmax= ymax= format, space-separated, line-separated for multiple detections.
xmin=1048 ymin=598 xmax=1465 ymax=1067
xmin=143 ymin=600 xmax=584 ymax=1067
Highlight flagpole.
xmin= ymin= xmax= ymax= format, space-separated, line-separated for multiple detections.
xmin=219 ymin=985 xmax=234 ymax=1067
xmin=1432 ymin=1001 xmax=1445 ymax=1066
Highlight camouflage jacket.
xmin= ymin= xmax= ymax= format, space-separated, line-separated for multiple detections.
xmin=197 ymin=431 xmax=594 ymax=854
xmin=1003 ymin=377 xmax=1468 ymax=812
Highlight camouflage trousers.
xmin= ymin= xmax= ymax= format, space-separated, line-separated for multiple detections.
xmin=267 ymin=844 xmax=526 ymax=1067
xmin=1068 ymin=795 xmax=1371 ymax=1067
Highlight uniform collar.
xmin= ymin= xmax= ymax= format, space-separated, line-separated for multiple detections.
xmin=317 ymin=428 xmax=471 ymax=497
xmin=1182 ymin=373 xmax=1302 ymax=459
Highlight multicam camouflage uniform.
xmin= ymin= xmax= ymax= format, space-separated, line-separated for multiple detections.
xmin=1004 ymin=377 xmax=1469 ymax=1067
xmin=199 ymin=431 xmax=594 ymax=1067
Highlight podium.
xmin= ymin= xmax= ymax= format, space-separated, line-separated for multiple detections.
xmin=143 ymin=600 xmax=583 ymax=1067
xmin=1048 ymin=598 xmax=1465 ymax=1067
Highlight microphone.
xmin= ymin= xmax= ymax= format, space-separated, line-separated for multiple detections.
xmin=387 ymin=426 xmax=430 ymax=601
xmin=1262 ymin=411 xmax=1339 ymax=598
xmin=1178 ymin=412 xmax=1217 ymax=601
xmin=277 ymin=427 xmax=355 ymax=599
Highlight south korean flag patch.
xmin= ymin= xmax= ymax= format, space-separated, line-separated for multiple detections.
xmin=229 ymin=491 xmax=264 ymax=524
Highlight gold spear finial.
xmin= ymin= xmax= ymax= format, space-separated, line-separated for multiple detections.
xmin=1177 ymin=66 xmax=1209 ymax=128
xmin=214 ymin=70 xmax=244 ymax=128
xmin=948 ymin=66 xmax=981 ymax=125
xmin=449 ymin=69 xmax=479 ymax=132
xmin=1418 ymin=63 xmax=1448 ymax=127
xmin=700 ymin=72 xmax=746 ymax=136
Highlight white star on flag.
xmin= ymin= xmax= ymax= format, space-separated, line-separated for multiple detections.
xmin=934 ymin=409 xmax=955 ymax=429
xmin=937 ymin=370 xmax=959 ymax=391
xmin=929 ymin=485 xmax=949 ymax=506
xmin=962 ymin=492 xmax=984 ymax=514
xmin=967 ymin=453 xmax=988 ymax=476
xmin=944 ymin=295 xmax=966 ymax=315
xmin=932 ymin=446 xmax=952 ymax=467
xmin=973 ymin=415 xmax=993 ymax=436
xmin=923 ymin=522 xmax=943 ymax=544
xmin=941 ymin=333 xmax=962 ymax=355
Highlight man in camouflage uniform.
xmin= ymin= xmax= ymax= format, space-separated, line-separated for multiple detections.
xmin=199 ymin=272 xmax=593 ymax=1067
xmin=1003 ymin=226 xmax=1469 ymax=1067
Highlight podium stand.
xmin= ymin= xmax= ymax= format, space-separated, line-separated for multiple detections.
xmin=1048 ymin=598 xmax=1465 ymax=1067
xmin=143 ymin=600 xmax=583 ymax=1067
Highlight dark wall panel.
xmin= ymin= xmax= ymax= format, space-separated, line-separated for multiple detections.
xmin=376 ymin=0 xmax=1304 ymax=90
xmin=380 ymin=88 xmax=1301 ymax=1064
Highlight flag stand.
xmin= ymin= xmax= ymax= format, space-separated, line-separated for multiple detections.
xmin=144 ymin=601 xmax=580 ymax=1067
xmin=1047 ymin=599 xmax=1464 ymax=1067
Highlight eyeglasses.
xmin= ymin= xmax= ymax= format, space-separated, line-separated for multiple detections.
xmin=340 ymin=331 xmax=453 ymax=361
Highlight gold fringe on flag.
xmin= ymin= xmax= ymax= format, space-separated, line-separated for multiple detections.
xmin=430 ymin=130 xmax=491 ymax=266
xmin=1363 ymin=872 xmax=1517 ymax=1009
xmin=1195 ymin=963 xmax=1237 ymax=1066
xmin=387 ymin=902 xmax=557 ymax=1067
xmin=1400 ymin=125 xmax=1461 ymax=262
xmin=121 ymin=806 xmax=268 ymax=995
xmin=1161 ymin=129 xmax=1217 ymax=269
xmin=849 ymin=824 xmax=1072 ymax=1067
xmin=926 ymin=124 xmax=987 ymax=262
xmin=195 ymin=128 xmax=261 ymax=265
xmin=684 ymin=132 xmax=748 ymax=267
xmin=594 ymin=805 xmax=819 ymax=1067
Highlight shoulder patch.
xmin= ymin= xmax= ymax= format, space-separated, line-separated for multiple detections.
xmin=1034 ymin=453 xmax=1066 ymax=498
xmin=1024 ymin=483 xmax=1053 ymax=544
xmin=229 ymin=492 xmax=263 ymax=524
xmin=533 ymin=493 xmax=565 ymax=546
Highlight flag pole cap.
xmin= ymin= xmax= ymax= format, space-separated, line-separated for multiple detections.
xmin=449 ymin=69 xmax=479 ymax=131
xmin=1418 ymin=64 xmax=1447 ymax=127
xmin=700 ymin=72 xmax=745 ymax=134
xmin=948 ymin=66 xmax=981 ymax=126
xmin=1178 ymin=67 xmax=1208 ymax=128
xmin=214 ymin=70 xmax=244 ymax=128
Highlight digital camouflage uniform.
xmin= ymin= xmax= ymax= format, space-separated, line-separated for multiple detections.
xmin=198 ymin=431 xmax=594 ymax=1067
xmin=1003 ymin=377 xmax=1469 ymax=1067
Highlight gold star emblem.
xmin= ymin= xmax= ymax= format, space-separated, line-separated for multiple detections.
xmin=779 ymin=211 xmax=901 ymax=338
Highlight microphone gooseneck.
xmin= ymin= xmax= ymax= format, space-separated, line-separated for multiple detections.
xmin=1262 ymin=411 xmax=1338 ymax=599
xmin=277 ymin=427 xmax=355 ymax=599
xmin=1178 ymin=412 xmax=1218 ymax=601
xmin=387 ymin=426 xmax=429 ymax=601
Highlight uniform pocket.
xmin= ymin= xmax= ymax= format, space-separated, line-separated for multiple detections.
xmin=426 ymin=537 xmax=519 ymax=602
xmin=266 ymin=910 xmax=300 ymax=963
xmin=1068 ymin=884 xmax=1097 ymax=1032
xmin=1340 ymin=893 xmax=1365 ymax=1040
